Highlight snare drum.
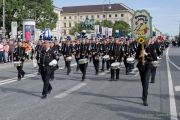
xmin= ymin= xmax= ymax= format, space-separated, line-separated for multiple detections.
xmin=14 ymin=61 xmax=21 ymax=67
xmin=152 ymin=61 xmax=160 ymax=67
xmin=127 ymin=57 xmax=135 ymax=64
xmin=66 ymin=56 xmax=72 ymax=61
xmin=78 ymin=59 xmax=88 ymax=64
xmin=111 ymin=62 xmax=120 ymax=69
xmin=103 ymin=55 xmax=110 ymax=60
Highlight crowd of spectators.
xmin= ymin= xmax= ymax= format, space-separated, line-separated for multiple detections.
xmin=0 ymin=40 xmax=36 ymax=63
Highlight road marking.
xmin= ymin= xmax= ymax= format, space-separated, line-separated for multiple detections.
xmin=174 ymin=86 xmax=180 ymax=92
xmin=0 ymin=73 xmax=38 ymax=86
xmin=59 ymin=63 xmax=77 ymax=70
xmin=99 ymin=70 xmax=110 ymax=75
xmin=169 ymin=59 xmax=180 ymax=71
xmin=55 ymin=83 xmax=87 ymax=99
xmin=166 ymin=48 xmax=178 ymax=120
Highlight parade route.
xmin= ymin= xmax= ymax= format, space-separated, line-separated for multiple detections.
xmin=0 ymin=47 xmax=179 ymax=120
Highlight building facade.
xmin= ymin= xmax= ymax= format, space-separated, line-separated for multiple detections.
xmin=60 ymin=3 xmax=134 ymax=35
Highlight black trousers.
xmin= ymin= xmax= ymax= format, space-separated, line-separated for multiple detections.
xmin=65 ymin=61 xmax=71 ymax=75
xmin=16 ymin=63 xmax=25 ymax=79
xmin=139 ymin=62 xmax=152 ymax=101
xmin=102 ymin=59 xmax=110 ymax=71
xmin=40 ymin=67 xmax=52 ymax=96
xmin=79 ymin=63 xmax=88 ymax=80
xmin=124 ymin=60 xmax=131 ymax=74
xmin=75 ymin=58 xmax=80 ymax=71
xmin=93 ymin=59 xmax=99 ymax=74
xmin=111 ymin=68 xmax=120 ymax=80
xmin=151 ymin=66 xmax=157 ymax=83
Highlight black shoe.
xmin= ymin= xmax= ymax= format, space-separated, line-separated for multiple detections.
xmin=41 ymin=95 xmax=47 ymax=99
xmin=48 ymin=89 xmax=52 ymax=94
xmin=22 ymin=73 xmax=25 ymax=78
xmin=143 ymin=100 xmax=148 ymax=106
xmin=81 ymin=79 xmax=85 ymax=82
xmin=151 ymin=81 xmax=155 ymax=83
xmin=18 ymin=78 xmax=21 ymax=81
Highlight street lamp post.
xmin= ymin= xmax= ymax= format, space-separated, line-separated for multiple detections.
xmin=2 ymin=0 xmax=6 ymax=39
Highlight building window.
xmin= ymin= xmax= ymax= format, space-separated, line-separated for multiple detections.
xmin=69 ymin=16 xmax=71 ymax=19
xmin=64 ymin=23 xmax=66 ymax=28
xmin=115 ymin=14 xmax=118 ymax=17
xmin=97 ymin=15 xmax=99 ymax=18
xmin=103 ymin=14 xmax=106 ymax=18
xmin=121 ymin=14 xmax=124 ymax=17
xmin=69 ymin=22 xmax=71 ymax=27
xmin=64 ymin=30 xmax=66 ymax=35
xmin=64 ymin=17 xmax=66 ymax=19
xmin=80 ymin=16 xmax=82 ymax=19
xmin=91 ymin=15 xmax=94 ymax=19
xmin=86 ymin=16 xmax=88 ymax=19
xmin=75 ymin=16 xmax=77 ymax=19
xmin=109 ymin=14 xmax=111 ymax=18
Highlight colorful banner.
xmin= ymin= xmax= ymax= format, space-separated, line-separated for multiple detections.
xmin=131 ymin=9 xmax=152 ymax=40
xmin=11 ymin=21 xmax=17 ymax=39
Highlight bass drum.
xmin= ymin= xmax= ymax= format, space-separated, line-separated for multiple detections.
xmin=111 ymin=62 xmax=120 ymax=69
xmin=127 ymin=57 xmax=135 ymax=64
xmin=14 ymin=61 xmax=22 ymax=67
xmin=152 ymin=61 xmax=160 ymax=67
xmin=78 ymin=58 xmax=88 ymax=64
xmin=103 ymin=55 xmax=110 ymax=60
xmin=66 ymin=56 xmax=72 ymax=61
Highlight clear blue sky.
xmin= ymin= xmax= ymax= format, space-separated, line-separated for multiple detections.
xmin=53 ymin=0 xmax=180 ymax=36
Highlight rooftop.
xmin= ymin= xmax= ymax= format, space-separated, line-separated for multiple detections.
xmin=61 ymin=3 xmax=131 ymax=14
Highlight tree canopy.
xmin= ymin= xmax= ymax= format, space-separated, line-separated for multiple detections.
xmin=0 ymin=0 xmax=58 ymax=34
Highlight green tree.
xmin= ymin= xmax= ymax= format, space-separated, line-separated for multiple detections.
xmin=69 ymin=23 xmax=83 ymax=35
xmin=0 ymin=0 xmax=58 ymax=35
xmin=113 ymin=21 xmax=130 ymax=36
xmin=101 ymin=20 xmax=113 ymax=28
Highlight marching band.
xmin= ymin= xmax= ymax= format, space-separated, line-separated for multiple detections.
xmin=13 ymin=33 xmax=168 ymax=105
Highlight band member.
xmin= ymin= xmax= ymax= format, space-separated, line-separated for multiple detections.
xmin=101 ymin=40 xmax=110 ymax=71
xmin=74 ymin=40 xmax=81 ymax=71
xmin=13 ymin=41 xmax=26 ymax=81
xmin=92 ymin=40 xmax=100 ymax=75
xmin=63 ymin=40 xmax=73 ymax=75
xmin=149 ymin=39 xmax=158 ymax=83
xmin=78 ymin=40 xmax=89 ymax=81
xmin=35 ymin=40 xmax=44 ymax=75
xmin=136 ymin=41 xmax=153 ymax=106
xmin=49 ymin=40 xmax=60 ymax=81
xmin=109 ymin=40 xmax=120 ymax=81
xmin=39 ymin=39 xmax=57 ymax=99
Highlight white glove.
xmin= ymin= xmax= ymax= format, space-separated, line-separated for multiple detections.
xmin=49 ymin=59 xmax=57 ymax=66
xmin=143 ymin=50 xmax=148 ymax=55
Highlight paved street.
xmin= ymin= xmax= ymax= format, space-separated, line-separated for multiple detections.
xmin=0 ymin=47 xmax=179 ymax=120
